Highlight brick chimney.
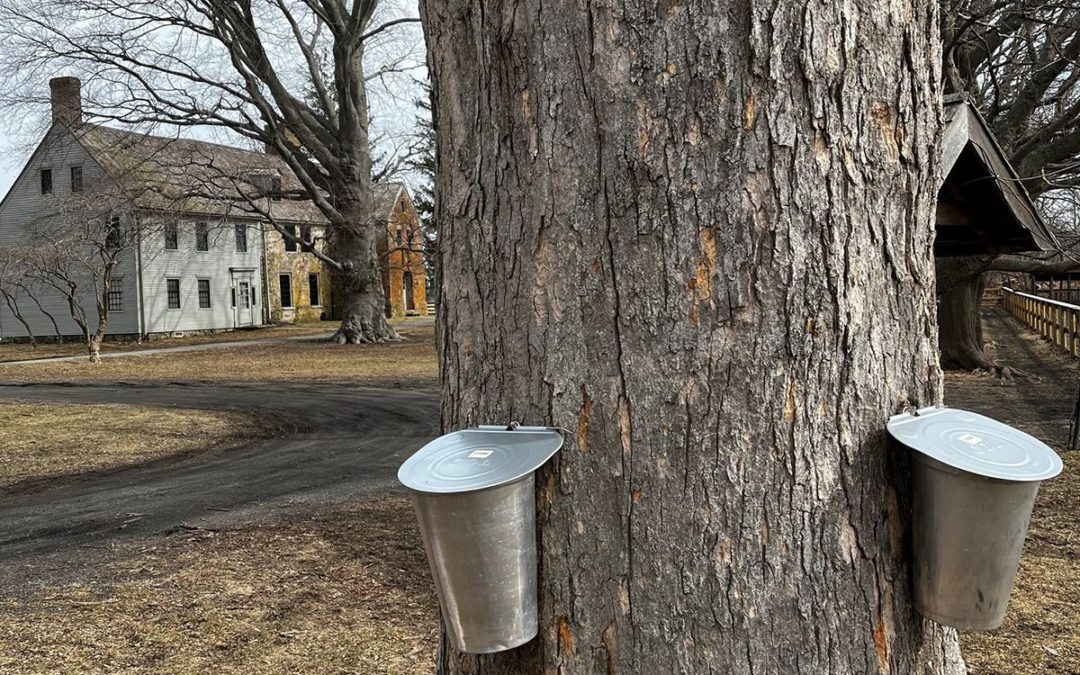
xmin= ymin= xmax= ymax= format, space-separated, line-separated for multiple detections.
xmin=49 ymin=77 xmax=83 ymax=127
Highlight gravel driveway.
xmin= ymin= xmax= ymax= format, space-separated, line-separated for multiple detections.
xmin=0 ymin=382 xmax=438 ymax=565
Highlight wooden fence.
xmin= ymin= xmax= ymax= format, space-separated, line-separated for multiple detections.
xmin=1002 ymin=287 xmax=1080 ymax=357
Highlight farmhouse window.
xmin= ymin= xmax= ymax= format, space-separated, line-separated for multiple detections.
xmin=195 ymin=222 xmax=209 ymax=251
xmin=107 ymin=278 xmax=123 ymax=312
xmin=164 ymin=222 xmax=178 ymax=250
xmin=167 ymin=278 xmax=181 ymax=309
xmin=235 ymin=224 xmax=248 ymax=252
xmin=279 ymin=274 xmax=293 ymax=308
xmin=70 ymin=166 xmax=83 ymax=193
xmin=284 ymin=225 xmax=298 ymax=252
xmin=198 ymin=279 xmax=212 ymax=309
xmin=40 ymin=169 xmax=53 ymax=195
xmin=309 ymin=273 xmax=320 ymax=307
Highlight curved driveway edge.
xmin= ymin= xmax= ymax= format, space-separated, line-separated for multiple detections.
xmin=0 ymin=382 xmax=439 ymax=564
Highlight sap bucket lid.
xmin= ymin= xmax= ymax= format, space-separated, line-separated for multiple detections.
xmin=887 ymin=406 xmax=1062 ymax=482
xmin=398 ymin=424 xmax=565 ymax=494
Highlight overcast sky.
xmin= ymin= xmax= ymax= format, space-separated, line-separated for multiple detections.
xmin=0 ymin=2 xmax=427 ymax=200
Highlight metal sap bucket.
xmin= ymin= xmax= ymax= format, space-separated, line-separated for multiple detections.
xmin=398 ymin=425 xmax=564 ymax=653
xmin=888 ymin=407 xmax=1062 ymax=630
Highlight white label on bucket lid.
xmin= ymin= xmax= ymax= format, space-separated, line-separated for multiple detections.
xmin=468 ymin=449 xmax=494 ymax=459
xmin=958 ymin=433 xmax=982 ymax=445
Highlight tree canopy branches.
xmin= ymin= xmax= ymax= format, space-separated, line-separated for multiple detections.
xmin=943 ymin=1 xmax=1080 ymax=203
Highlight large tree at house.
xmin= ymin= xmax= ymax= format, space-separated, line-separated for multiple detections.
xmin=0 ymin=0 xmax=421 ymax=344
xmin=423 ymin=1 xmax=964 ymax=673
xmin=937 ymin=1 xmax=1080 ymax=369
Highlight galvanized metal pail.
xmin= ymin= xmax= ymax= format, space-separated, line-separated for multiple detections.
xmin=398 ymin=426 xmax=564 ymax=653
xmin=889 ymin=407 xmax=1062 ymax=630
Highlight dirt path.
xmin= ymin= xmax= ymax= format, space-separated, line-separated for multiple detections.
xmin=0 ymin=382 xmax=438 ymax=584
xmin=945 ymin=306 xmax=1078 ymax=442
xmin=0 ymin=334 xmax=336 ymax=365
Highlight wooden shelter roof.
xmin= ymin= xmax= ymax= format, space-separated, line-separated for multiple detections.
xmin=936 ymin=97 xmax=1056 ymax=256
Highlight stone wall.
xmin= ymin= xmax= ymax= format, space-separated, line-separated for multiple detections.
xmin=264 ymin=224 xmax=331 ymax=324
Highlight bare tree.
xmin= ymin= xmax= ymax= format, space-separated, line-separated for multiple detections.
xmin=938 ymin=1 xmax=1080 ymax=368
xmin=0 ymin=0 xmax=423 ymax=344
xmin=9 ymin=180 xmax=163 ymax=362
xmin=0 ymin=250 xmax=39 ymax=344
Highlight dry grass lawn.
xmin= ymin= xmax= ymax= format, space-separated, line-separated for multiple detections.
xmin=0 ymin=402 xmax=267 ymax=491
xmin=0 ymin=325 xmax=437 ymax=386
xmin=0 ymin=498 xmax=438 ymax=675
xmin=0 ymin=321 xmax=339 ymax=363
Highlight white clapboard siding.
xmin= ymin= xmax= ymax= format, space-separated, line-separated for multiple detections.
xmin=139 ymin=218 xmax=266 ymax=333
xmin=0 ymin=125 xmax=270 ymax=339
xmin=0 ymin=126 xmax=140 ymax=338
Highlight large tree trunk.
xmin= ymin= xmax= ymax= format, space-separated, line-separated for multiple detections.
xmin=937 ymin=275 xmax=990 ymax=370
xmin=328 ymin=48 xmax=399 ymax=346
xmin=935 ymin=257 xmax=996 ymax=370
xmin=331 ymin=218 xmax=399 ymax=344
xmin=422 ymin=0 xmax=965 ymax=673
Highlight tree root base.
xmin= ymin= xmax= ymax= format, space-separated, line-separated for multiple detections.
xmin=971 ymin=364 xmax=1042 ymax=382
xmin=328 ymin=326 xmax=402 ymax=345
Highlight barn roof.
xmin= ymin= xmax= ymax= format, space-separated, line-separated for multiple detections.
xmin=936 ymin=97 xmax=1056 ymax=256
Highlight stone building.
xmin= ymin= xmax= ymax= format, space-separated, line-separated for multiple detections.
xmin=265 ymin=222 xmax=332 ymax=323
xmin=375 ymin=182 xmax=428 ymax=318
xmin=268 ymin=182 xmax=428 ymax=323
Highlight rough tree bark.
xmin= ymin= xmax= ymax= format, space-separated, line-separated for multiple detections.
xmin=331 ymin=206 xmax=399 ymax=344
xmin=936 ymin=256 xmax=996 ymax=370
xmin=422 ymin=0 xmax=965 ymax=673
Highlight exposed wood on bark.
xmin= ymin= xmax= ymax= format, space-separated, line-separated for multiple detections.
xmin=421 ymin=0 xmax=966 ymax=672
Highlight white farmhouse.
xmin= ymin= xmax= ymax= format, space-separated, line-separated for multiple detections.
xmin=0 ymin=77 xmax=326 ymax=340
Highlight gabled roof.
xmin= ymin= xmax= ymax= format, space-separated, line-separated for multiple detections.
xmin=374 ymin=181 xmax=405 ymax=222
xmin=937 ymin=97 xmax=1056 ymax=256
xmin=73 ymin=124 xmax=328 ymax=224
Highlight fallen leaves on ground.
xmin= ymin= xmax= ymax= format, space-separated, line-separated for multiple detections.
xmin=948 ymin=308 xmax=1080 ymax=675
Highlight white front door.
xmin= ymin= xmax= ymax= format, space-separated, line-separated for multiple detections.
xmin=236 ymin=281 xmax=253 ymax=327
